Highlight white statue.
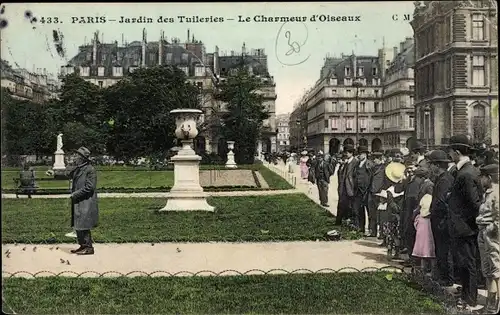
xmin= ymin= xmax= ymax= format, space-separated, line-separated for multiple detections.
xmin=56 ymin=133 xmax=64 ymax=151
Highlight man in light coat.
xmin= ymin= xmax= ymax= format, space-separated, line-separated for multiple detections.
xmin=69 ymin=146 xmax=99 ymax=255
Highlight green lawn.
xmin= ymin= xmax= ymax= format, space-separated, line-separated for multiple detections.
xmin=2 ymin=273 xmax=445 ymax=314
xmin=1 ymin=164 xmax=292 ymax=190
xmin=1 ymin=194 xmax=347 ymax=243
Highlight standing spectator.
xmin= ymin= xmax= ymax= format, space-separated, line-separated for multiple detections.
xmin=69 ymin=147 xmax=99 ymax=256
xmin=428 ymin=150 xmax=455 ymax=286
xmin=368 ymin=151 xmax=386 ymax=237
xmin=353 ymin=146 xmax=373 ymax=233
xmin=18 ymin=163 xmax=36 ymax=199
xmin=446 ymin=134 xmax=483 ymax=311
xmin=312 ymin=151 xmax=334 ymax=207
xmin=336 ymin=145 xmax=357 ymax=225
xmin=299 ymin=150 xmax=309 ymax=180
xmin=477 ymin=163 xmax=500 ymax=313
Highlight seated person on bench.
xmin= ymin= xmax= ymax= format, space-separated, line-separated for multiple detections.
xmin=18 ymin=164 xmax=37 ymax=197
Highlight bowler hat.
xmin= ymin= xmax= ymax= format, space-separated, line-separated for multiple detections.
xmin=371 ymin=151 xmax=383 ymax=157
xmin=73 ymin=146 xmax=91 ymax=160
xmin=344 ymin=145 xmax=355 ymax=153
xmin=428 ymin=150 xmax=450 ymax=163
xmin=357 ymin=146 xmax=369 ymax=154
xmin=480 ymin=163 xmax=499 ymax=176
xmin=412 ymin=141 xmax=425 ymax=153
xmin=449 ymin=134 xmax=471 ymax=149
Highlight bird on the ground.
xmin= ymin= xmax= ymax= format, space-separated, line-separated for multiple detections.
xmin=4 ymin=249 xmax=10 ymax=255
xmin=33 ymin=247 xmax=37 ymax=252
xmin=55 ymin=247 xmax=59 ymax=250
xmin=151 ymin=243 xmax=155 ymax=246
xmin=49 ymin=247 xmax=54 ymax=250
xmin=22 ymin=247 xmax=26 ymax=251
xmin=66 ymin=260 xmax=70 ymax=265
xmin=176 ymin=247 xmax=181 ymax=253
xmin=6 ymin=252 xmax=10 ymax=258
xmin=60 ymin=258 xmax=65 ymax=264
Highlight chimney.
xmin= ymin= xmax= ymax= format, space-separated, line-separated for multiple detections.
xmin=43 ymin=68 xmax=47 ymax=76
xmin=214 ymin=45 xmax=220 ymax=77
xmin=159 ymin=31 xmax=164 ymax=65
xmin=352 ymin=55 xmax=357 ymax=78
xmin=400 ymin=42 xmax=404 ymax=53
xmin=187 ymin=29 xmax=190 ymax=43
xmin=393 ymin=46 xmax=398 ymax=58
xmin=142 ymin=28 xmax=147 ymax=67
xmin=93 ymin=31 xmax=98 ymax=65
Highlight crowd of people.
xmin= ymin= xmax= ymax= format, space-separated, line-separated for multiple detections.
xmin=275 ymin=135 xmax=499 ymax=313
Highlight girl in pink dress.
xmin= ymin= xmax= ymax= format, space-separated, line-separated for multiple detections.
xmin=299 ymin=151 xmax=309 ymax=179
xmin=412 ymin=183 xmax=436 ymax=273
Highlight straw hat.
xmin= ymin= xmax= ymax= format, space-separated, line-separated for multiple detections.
xmin=385 ymin=162 xmax=406 ymax=183
xmin=301 ymin=150 xmax=308 ymax=155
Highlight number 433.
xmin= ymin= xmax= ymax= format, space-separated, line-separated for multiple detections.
xmin=39 ymin=17 xmax=61 ymax=24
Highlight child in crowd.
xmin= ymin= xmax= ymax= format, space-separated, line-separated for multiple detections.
xmin=412 ymin=183 xmax=436 ymax=274
xmin=477 ymin=163 xmax=500 ymax=313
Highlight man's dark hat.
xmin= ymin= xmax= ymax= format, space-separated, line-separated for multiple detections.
xmin=480 ymin=163 xmax=499 ymax=176
xmin=357 ymin=146 xmax=369 ymax=154
xmin=449 ymin=134 xmax=471 ymax=149
xmin=344 ymin=144 xmax=355 ymax=153
xmin=371 ymin=151 xmax=383 ymax=157
xmin=428 ymin=150 xmax=450 ymax=163
xmin=73 ymin=146 xmax=91 ymax=160
xmin=412 ymin=141 xmax=425 ymax=153
xmin=414 ymin=166 xmax=430 ymax=178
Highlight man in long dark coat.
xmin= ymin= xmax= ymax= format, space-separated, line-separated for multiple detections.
xmin=428 ymin=149 xmax=455 ymax=286
xmin=335 ymin=145 xmax=357 ymax=225
xmin=446 ymin=135 xmax=483 ymax=310
xmin=368 ymin=151 xmax=386 ymax=237
xmin=312 ymin=151 xmax=334 ymax=207
xmin=353 ymin=146 xmax=373 ymax=233
xmin=69 ymin=146 xmax=99 ymax=255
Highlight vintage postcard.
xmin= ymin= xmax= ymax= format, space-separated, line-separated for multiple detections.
xmin=1 ymin=1 xmax=499 ymax=314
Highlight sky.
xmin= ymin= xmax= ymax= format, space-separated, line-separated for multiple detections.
xmin=0 ymin=2 xmax=415 ymax=115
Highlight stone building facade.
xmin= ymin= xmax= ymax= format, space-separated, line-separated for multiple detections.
xmin=294 ymin=48 xmax=397 ymax=155
xmin=381 ymin=38 xmax=417 ymax=149
xmin=276 ymin=113 xmax=291 ymax=152
xmin=1 ymin=59 xmax=59 ymax=103
xmin=410 ymin=0 xmax=498 ymax=146
xmin=62 ymin=29 xmax=278 ymax=153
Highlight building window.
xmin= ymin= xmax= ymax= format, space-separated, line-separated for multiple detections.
xmin=332 ymin=101 xmax=338 ymax=112
xmin=472 ymin=14 xmax=485 ymax=40
xmin=360 ymin=102 xmax=366 ymax=112
xmin=345 ymin=117 xmax=354 ymax=130
xmin=346 ymin=102 xmax=351 ymax=112
xmin=113 ymin=66 xmax=123 ymax=77
xmin=409 ymin=96 xmax=414 ymax=105
xmin=409 ymin=115 xmax=414 ymax=128
xmin=324 ymin=120 xmax=329 ymax=129
xmin=359 ymin=89 xmax=365 ymax=96
xmin=332 ymin=89 xmax=337 ymax=95
xmin=374 ymin=90 xmax=379 ymax=97
xmin=80 ymin=67 xmax=90 ymax=77
xmin=98 ymin=67 xmax=105 ymax=77
xmin=345 ymin=66 xmax=350 ymax=76
xmin=346 ymin=89 xmax=352 ymax=96
xmin=196 ymin=81 xmax=203 ymax=89
xmin=472 ymin=55 xmax=485 ymax=86
xmin=360 ymin=117 xmax=367 ymax=130
xmin=358 ymin=67 xmax=364 ymax=77
xmin=472 ymin=104 xmax=487 ymax=141
xmin=374 ymin=101 xmax=380 ymax=113
xmin=372 ymin=67 xmax=377 ymax=76
xmin=344 ymin=78 xmax=352 ymax=86
xmin=98 ymin=81 xmax=103 ymax=88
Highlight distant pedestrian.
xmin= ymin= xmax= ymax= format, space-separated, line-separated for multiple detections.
xmin=69 ymin=147 xmax=99 ymax=255
xmin=299 ymin=150 xmax=309 ymax=179
xmin=312 ymin=151 xmax=334 ymax=207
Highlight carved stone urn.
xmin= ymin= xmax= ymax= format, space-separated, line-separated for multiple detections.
xmin=160 ymin=108 xmax=214 ymax=212
xmin=226 ymin=141 xmax=237 ymax=169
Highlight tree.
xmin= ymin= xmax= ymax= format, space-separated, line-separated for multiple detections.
xmin=103 ymin=65 xmax=201 ymax=162
xmin=217 ymin=65 xmax=269 ymax=164
xmin=1 ymin=88 xmax=50 ymax=159
xmin=49 ymin=73 xmax=108 ymax=154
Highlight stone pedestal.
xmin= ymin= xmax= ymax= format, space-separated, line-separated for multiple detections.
xmin=53 ymin=149 xmax=66 ymax=171
xmin=225 ymin=141 xmax=237 ymax=169
xmin=160 ymin=109 xmax=214 ymax=212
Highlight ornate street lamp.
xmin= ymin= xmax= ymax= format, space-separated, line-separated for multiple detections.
xmin=423 ymin=104 xmax=431 ymax=150
xmin=352 ymin=79 xmax=364 ymax=147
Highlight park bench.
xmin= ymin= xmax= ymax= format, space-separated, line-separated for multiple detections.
xmin=12 ymin=175 xmax=70 ymax=198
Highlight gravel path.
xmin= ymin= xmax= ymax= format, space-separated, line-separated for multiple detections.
xmin=2 ymin=239 xmax=398 ymax=278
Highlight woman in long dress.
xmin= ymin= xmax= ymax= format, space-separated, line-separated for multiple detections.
xmin=412 ymin=182 xmax=435 ymax=273
xmin=299 ymin=151 xmax=309 ymax=179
